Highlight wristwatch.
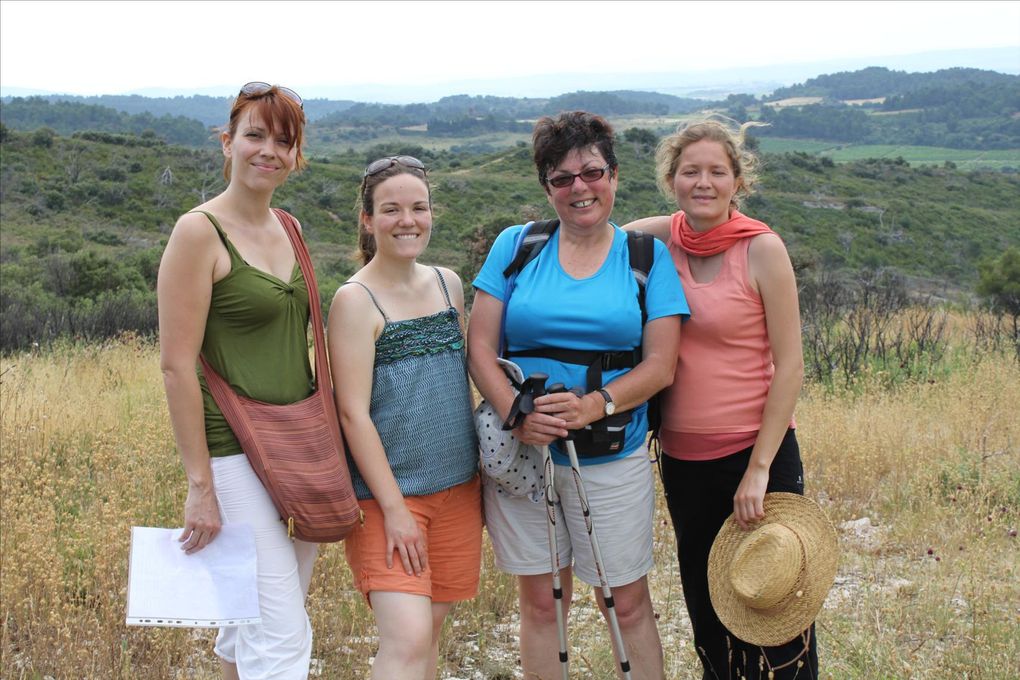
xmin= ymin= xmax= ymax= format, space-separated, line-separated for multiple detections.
xmin=597 ymin=388 xmax=616 ymax=416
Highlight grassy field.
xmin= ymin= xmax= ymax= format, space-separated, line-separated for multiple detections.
xmin=1 ymin=323 xmax=1018 ymax=679
xmin=757 ymin=138 xmax=1020 ymax=171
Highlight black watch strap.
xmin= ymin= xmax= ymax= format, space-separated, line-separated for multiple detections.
xmin=597 ymin=388 xmax=614 ymax=414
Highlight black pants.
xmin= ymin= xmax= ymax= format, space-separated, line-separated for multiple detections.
xmin=661 ymin=429 xmax=818 ymax=680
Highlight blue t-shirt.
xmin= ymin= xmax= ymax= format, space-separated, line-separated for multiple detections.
xmin=473 ymin=223 xmax=689 ymax=465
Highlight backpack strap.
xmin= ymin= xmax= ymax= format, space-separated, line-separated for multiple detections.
xmin=501 ymin=225 xmax=657 ymax=367
xmin=499 ymin=223 xmax=663 ymax=445
xmin=627 ymin=230 xmax=655 ymax=327
xmin=502 ymin=219 xmax=560 ymax=279
xmin=626 ymin=230 xmax=662 ymax=454
xmin=498 ymin=219 xmax=559 ymax=357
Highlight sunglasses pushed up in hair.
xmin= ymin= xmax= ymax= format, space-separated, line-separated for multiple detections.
xmin=238 ymin=82 xmax=303 ymax=109
xmin=363 ymin=155 xmax=427 ymax=178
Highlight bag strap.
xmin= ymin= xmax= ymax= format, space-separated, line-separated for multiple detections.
xmin=507 ymin=347 xmax=640 ymax=370
xmin=273 ymin=208 xmax=328 ymax=389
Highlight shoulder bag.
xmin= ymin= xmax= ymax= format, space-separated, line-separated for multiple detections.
xmin=199 ymin=208 xmax=361 ymax=542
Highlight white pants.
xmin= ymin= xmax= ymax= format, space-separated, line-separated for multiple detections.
xmin=211 ymin=454 xmax=318 ymax=680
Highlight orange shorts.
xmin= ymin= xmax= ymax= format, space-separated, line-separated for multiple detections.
xmin=344 ymin=476 xmax=482 ymax=603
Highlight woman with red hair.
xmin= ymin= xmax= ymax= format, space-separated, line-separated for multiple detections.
xmin=158 ymin=83 xmax=318 ymax=680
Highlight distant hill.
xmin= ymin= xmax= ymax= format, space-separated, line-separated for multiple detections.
xmin=0 ymin=97 xmax=214 ymax=146
xmin=4 ymin=67 xmax=1018 ymax=151
xmin=0 ymin=93 xmax=358 ymax=126
xmin=766 ymin=66 xmax=1017 ymax=100
xmin=314 ymin=90 xmax=706 ymax=126
xmin=2 ymin=125 xmax=1018 ymax=350
xmin=747 ymin=68 xmax=1020 ymax=150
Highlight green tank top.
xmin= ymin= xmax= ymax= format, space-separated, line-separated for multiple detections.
xmin=193 ymin=211 xmax=315 ymax=457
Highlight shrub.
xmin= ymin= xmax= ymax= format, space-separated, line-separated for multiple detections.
xmin=31 ymin=127 xmax=56 ymax=147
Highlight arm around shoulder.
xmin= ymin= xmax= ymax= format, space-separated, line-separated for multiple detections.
xmin=621 ymin=215 xmax=671 ymax=241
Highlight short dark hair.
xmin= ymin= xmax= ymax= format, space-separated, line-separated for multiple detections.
xmin=531 ymin=111 xmax=618 ymax=188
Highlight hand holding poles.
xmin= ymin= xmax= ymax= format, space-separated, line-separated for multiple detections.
xmin=547 ymin=381 xmax=633 ymax=680
xmin=520 ymin=374 xmax=570 ymax=680
xmin=521 ymin=376 xmax=632 ymax=680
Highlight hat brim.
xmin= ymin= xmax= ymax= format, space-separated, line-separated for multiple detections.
xmin=475 ymin=399 xmax=520 ymax=473
xmin=708 ymin=492 xmax=838 ymax=647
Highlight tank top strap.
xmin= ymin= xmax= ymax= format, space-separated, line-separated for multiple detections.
xmin=189 ymin=210 xmax=245 ymax=269
xmin=724 ymin=235 xmax=760 ymax=297
xmin=431 ymin=267 xmax=454 ymax=310
xmin=341 ymin=280 xmax=390 ymax=323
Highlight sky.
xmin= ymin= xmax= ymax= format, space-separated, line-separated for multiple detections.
xmin=2 ymin=0 xmax=1019 ymax=101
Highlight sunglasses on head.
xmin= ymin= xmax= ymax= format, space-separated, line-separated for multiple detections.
xmin=363 ymin=155 xmax=427 ymax=178
xmin=544 ymin=163 xmax=612 ymax=189
xmin=238 ymin=82 xmax=303 ymax=109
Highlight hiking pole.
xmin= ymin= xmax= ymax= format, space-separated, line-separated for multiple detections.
xmin=553 ymin=385 xmax=632 ymax=680
xmin=520 ymin=373 xmax=570 ymax=680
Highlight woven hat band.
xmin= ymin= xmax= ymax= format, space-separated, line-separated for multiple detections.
xmin=729 ymin=523 xmax=803 ymax=610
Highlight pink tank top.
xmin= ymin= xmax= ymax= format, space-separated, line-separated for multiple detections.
xmin=661 ymin=234 xmax=792 ymax=461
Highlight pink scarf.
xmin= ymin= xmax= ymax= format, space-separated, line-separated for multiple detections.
xmin=671 ymin=209 xmax=774 ymax=257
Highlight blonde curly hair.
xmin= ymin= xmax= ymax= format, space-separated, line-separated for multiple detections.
xmin=654 ymin=118 xmax=767 ymax=209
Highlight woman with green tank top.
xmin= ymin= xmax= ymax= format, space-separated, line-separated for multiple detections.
xmin=157 ymin=83 xmax=318 ymax=680
xmin=326 ymin=157 xmax=481 ymax=680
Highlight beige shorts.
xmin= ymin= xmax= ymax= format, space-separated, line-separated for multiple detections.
xmin=482 ymin=446 xmax=655 ymax=588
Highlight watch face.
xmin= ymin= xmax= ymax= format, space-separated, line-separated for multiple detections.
xmin=600 ymin=388 xmax=615 ymax=416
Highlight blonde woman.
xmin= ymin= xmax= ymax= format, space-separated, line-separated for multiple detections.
xmin=625 ymin=120 xmax=810 ymax=679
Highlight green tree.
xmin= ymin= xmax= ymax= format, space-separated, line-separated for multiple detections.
xmin=978 ymin=248 xmax=1020 ymax=318
xmin=31 ymin=127 xmax=56 ymax=147
xmin=977 ymin=247 xmax=1020 ymax=356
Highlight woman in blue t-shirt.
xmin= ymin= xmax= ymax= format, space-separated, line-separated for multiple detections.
xmin=468 ymin=111 xmax=689 ymax=680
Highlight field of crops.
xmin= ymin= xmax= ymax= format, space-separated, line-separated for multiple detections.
xmin=757 ymin=138 xmax=1020 ymax=170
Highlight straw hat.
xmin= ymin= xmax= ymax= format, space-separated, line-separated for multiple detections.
xmin=708 ymin=492 xmax=838 ymax=646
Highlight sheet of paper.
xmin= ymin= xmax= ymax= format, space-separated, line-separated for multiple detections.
xmin=126 ymin=524 xmax=261 ymax=628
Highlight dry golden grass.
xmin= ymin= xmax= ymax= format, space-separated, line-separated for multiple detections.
xmin=2 ymin=332 xmax=1017 ymax=679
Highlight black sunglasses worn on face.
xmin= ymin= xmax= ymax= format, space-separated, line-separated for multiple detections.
xmin=544 ymin=164 xmax=612 ymax=189
xmin=363 ymin=155 xmax=427 ymax=178
xmin=238 ymin=81 xmax=303 ymax=109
